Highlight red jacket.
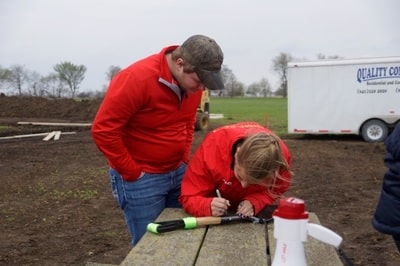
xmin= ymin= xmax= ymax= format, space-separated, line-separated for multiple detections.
xmin=91 ymin=46 xmax=202 ymax=181
xmin=180 ymin=122 xmax=291 ymax=217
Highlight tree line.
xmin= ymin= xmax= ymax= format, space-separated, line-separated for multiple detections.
xmin=0 ymin=53 xmax=339 ymax=98
xmin=0 ymin=62 xmax=89 ymax=98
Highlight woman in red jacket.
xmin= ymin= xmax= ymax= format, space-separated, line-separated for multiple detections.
xmin=180 ymin=122 xmax=292 ymax=217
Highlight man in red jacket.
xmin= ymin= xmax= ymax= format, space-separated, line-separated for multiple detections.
xmin=91 ymin=35 xmax=224 ymax=245
xmin=180 ymin=122 xmax=292 ymax=217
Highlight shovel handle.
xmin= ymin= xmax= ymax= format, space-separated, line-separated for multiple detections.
xmin=147 ymin=217 xmax=197 ymax=234
xmin=147 ymin=215 xmax=246 ymax=234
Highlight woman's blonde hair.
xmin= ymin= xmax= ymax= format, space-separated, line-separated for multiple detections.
xmin=236 ymin=132 xmax=292 ymax=184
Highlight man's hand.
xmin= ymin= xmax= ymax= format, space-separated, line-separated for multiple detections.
xmin=237 ymin=200 xmax=254 ymax=217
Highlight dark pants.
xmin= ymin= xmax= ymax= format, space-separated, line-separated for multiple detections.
xmin=393 ymin=235 xmax=400 ymax=252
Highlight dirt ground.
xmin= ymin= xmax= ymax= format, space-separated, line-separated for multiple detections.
xmin=0 ymin=96 xmax=399 ymax=266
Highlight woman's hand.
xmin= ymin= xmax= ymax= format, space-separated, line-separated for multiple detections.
xmin=211 ymin=197 xmax=230 ymax=216
xmin=237 ymin=200 xmax=254 ymax=217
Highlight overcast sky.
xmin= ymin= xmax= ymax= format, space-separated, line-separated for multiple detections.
xmin=1 ymin=0 xmax=399 ymax=92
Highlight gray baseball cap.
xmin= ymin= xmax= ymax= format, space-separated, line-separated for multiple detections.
xmin=180 ymin=35 xmax=224 ymax=90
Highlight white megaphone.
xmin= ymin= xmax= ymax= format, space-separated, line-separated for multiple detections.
xmin=272 ymin=197 xmax=343 ymax=266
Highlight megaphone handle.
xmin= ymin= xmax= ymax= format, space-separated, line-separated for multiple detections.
xmin=307 ymin=223 xmax=343 ymax=248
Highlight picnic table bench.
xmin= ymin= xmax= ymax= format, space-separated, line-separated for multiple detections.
xmin=119 ymin=208 xmax=343 ymax=266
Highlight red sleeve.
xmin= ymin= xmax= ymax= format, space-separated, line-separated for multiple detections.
xmin=243 ymin=189 xmax=276 ymax=215
xmin=180 ymin=144 xmax=216 ymax=217
xmin=91 ymin=72 xmax=143 ymax=181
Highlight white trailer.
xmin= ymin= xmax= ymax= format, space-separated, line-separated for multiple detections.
xmin=287 ymin=56 xmax=400 ymax=142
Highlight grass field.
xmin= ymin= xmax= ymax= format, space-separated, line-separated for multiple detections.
xmin=209 ymin=97 xmax=288 ymax=136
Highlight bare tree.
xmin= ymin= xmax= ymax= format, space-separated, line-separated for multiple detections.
xmin=37 ymin=73 xmax=67 ymax=98
xmin=53 ymin=61 xmax=86 ymax=98
xmin=0 ymin=65 xmax=12 ymax=92
xmin=247 ymin=82 xmax=261 ymax=96
xmin=106 ymin=65 xmax=121 ymax=82
xmin=259 ymin=78 xmax=272 ymax=97
xmin=246 ymin=78 xmax=272 ymax=97
xmin=233 ymin=81 xmax=245 ymax=96
xmin=25 ymin=71 xmax=42 ymax=96
xmin=8 ymin=65 xmax=29 ymax=95
xmin=220 ymin=65 xmax=243 ymax=96
xmin=272 ymin=53 xmax=292 ymax=98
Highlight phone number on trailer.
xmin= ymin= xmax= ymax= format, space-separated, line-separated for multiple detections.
xmin=357 ymin=88 xmax=387 ymax=94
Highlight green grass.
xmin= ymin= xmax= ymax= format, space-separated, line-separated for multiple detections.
xmin=209 ymin=97 xmax=288 ymax=136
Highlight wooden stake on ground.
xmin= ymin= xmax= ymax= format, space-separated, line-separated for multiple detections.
xmin=264 ymin=113 xmax=269 ymax=128
xmin=17 ymin=121 xmax=92 ymax=127
xmin=43 ymin=131 xmax=57 ymax=141
xmin=0 ymin=131 xmax=76 ymax=141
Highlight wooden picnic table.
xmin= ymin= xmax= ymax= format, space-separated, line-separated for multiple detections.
xmin=120 ymin=208 xmax=343 ymax=266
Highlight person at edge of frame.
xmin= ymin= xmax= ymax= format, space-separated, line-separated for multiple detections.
xmin=91 ymin=34 xmax=224 ymax=246
xmin=372 ymin=122 xmax=400 ymax=252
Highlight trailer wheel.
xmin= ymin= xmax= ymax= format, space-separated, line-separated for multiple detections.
xmin=195 ymin=112 xmax=209 ymax=131
xmin=361 ymin=120 xmax=388 ymax=142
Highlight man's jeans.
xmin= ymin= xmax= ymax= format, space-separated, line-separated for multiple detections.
xmin=109 ymin=163 xmax=186 ymax=246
